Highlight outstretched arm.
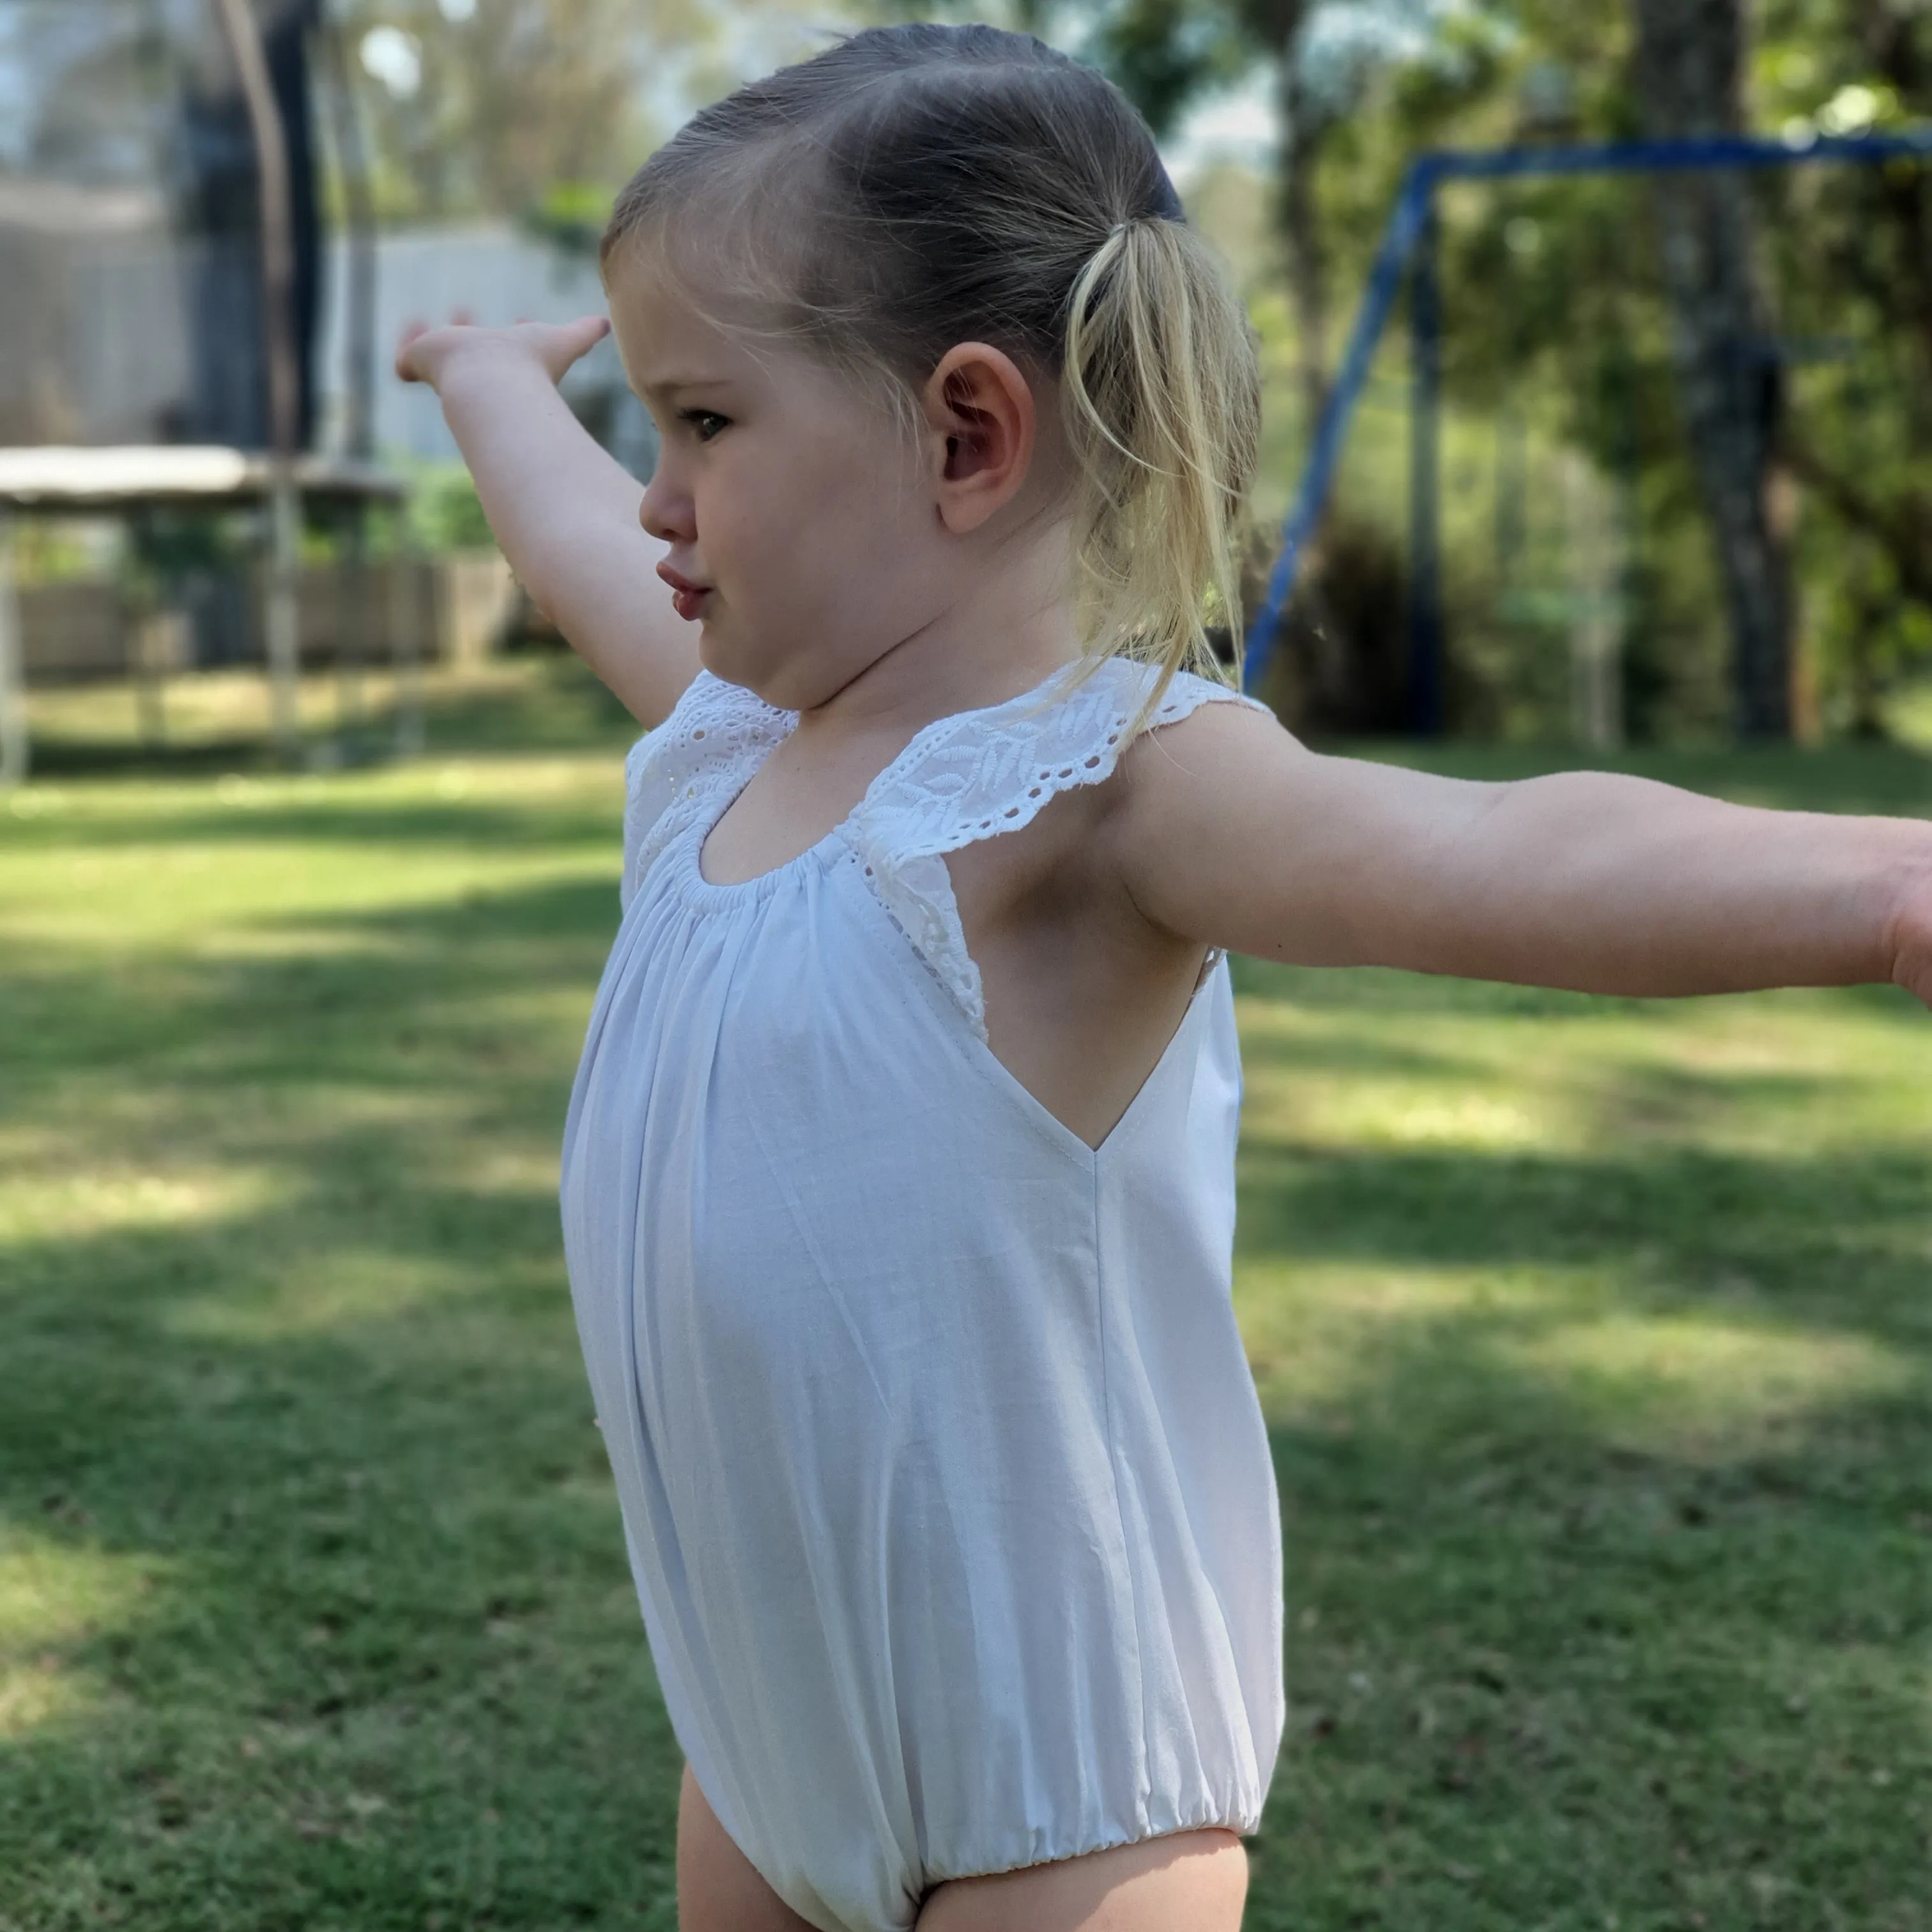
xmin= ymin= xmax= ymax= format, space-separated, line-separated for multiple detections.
xmin=1114 ymin=702 xmax=1932 ymax=1006
xmin=395 ymin=318 xmax=698 ymax=728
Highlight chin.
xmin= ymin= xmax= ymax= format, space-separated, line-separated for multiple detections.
xmin=698 ymin=617 xmax=859 ymax=715
xmin=696 ymin=625 xmax=780 ymax=703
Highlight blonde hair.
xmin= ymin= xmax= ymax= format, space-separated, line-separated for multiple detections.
xmin=602 ymin=23 xmax=1261 ymax=723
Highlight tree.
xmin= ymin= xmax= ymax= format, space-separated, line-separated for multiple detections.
xmin=894 ymin=2 xmax=1932 ymax=738
xmin=1254 ymin=0 xmax=1332 ymax=426
xmin=1075 ymin=0 xmax=1501 ymax=730
xmin=1086 ymin=0 xmax=1478 ymax=423
xmin=1630 ymin=0 xmax=1794 ymax=739
xmin=332 ymin=0 xmax=756 ymax=226
xmin=1752 ymin=0 xmax=1932 ymax=730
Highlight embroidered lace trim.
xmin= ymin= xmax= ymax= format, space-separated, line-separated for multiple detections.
xmin=620 ymin=673 xmax=792 ymax=911
xmin=620 ymin=662 xmax=1264 ymax=1036
xmin=843 ymin=661 xmax=1264 ymax=1040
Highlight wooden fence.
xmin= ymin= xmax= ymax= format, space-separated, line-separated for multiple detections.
xmin=17 ymin=551 xmax=517 ymax=686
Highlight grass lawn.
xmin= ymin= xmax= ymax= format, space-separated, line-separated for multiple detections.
xmin=3 ymin=659 xmax=1928 ymax=1932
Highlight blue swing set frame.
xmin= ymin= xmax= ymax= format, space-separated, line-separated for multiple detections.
xmin=1240 ymin=128 xmax=1932 ymax=725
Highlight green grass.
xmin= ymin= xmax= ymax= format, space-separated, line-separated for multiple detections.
xmin=3 ymin=660 xmax=1929 ymax=1932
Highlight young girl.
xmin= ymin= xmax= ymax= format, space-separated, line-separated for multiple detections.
xmin=397 ymin=22 xmax=1932 ymax=1932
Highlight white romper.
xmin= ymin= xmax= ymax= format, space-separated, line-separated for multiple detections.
xmin=558 ymin=656 xmax=1285 ymax=1932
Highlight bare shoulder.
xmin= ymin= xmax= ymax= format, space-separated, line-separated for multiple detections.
xmin=1137 ymin=688 xmax=1302 ymax=767
xmin=958 ymin=688 xmax=1388 ymax=959
xmin=1098 ymin=691 xmax=1482 ymax=960
xmin=938 ymin=696 xmax=1268 ymax=930
xmin=1104 ymin=694 xmax=1317 ymax=851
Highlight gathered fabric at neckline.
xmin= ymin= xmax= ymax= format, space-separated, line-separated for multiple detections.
xmin=681 ymin=656 xmax=1099 ymax=900
xmin=622 ymin=656 xmax=1268 ymax=1038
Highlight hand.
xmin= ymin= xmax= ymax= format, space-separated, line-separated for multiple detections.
xmin=393 ymin=313 xmax=612 ymax=392
xmin=1888 ymin=857 xmax=1932 ymax=1009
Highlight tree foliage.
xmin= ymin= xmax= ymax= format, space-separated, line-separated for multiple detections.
xmin=1062 ymin=0 xmax=1932 ymax=739
xmin=331 ymin=0 xmax=816 ymax=227
xmin=321 ymin=0 xmax=1932 ymax=740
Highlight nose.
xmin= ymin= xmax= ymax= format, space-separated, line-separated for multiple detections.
xmin=638 ymin=461 xmax=693 ymax=546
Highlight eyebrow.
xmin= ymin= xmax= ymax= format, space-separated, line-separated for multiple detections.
xmin=636 ymin=374 xmax=736 ymax=402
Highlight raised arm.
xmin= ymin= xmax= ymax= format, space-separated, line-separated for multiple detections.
xmin=1114 ymin=701 xmax=1932 ymax=1007
xmin=395 ymin=318 xmax=699 ymax=728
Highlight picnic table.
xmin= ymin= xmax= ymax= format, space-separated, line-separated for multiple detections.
xmin=0 ymin=446 xmax=406 ymax=783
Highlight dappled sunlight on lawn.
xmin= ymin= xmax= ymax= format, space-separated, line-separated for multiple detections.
xmin=1229 ymin=944 xmax=1929 ymax=1929
xmin=2 ymin=676 xmax=1927 ymax=1931
xmin=1498 ymin=1312 xmax=1917 ymax=1453
xmin=4 ymin=842 xmax=621 ymax=954
xmin=162 ymin=1246 xmax=489 ymax=1344
xmin=1238 ymin=980 xmax=1931 ymax=1163
xmin=1234 ymin=1258 xmax=1919 ymax=1460
xmin=1316 ymin=1089 xmax=1549 ymax=1150
xmin=0 ymin=1161 xmax=285 ymax=1249
xmin=0 ymin=1531 xmax=168 ymax=1742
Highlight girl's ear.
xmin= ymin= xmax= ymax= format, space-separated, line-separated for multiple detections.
xmin=920 ymin=342 xmax=1037 ymax=533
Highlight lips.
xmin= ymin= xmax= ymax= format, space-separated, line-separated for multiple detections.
xmin=656 ymin=561 xmax=713 ymax=624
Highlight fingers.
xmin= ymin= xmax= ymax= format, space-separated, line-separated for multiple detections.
xmin=393 ymin=312 xmax=480 ymax=385
xmin=393 ymin=317 xmax=432 ymax=382
xmin=540 ymin=315 xmax=610 ymax=344
xmin=391 ymin=310 xmax=613 ymax=388
xmin=562 ymin=313 xmax=613 ymax=357
xmin=536 ymin=314 xmax=613 ymax=380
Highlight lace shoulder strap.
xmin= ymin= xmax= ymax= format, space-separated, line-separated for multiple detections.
xmin=622 ymin=671 xmax=794 ymax=910
xmin=843 ymin=658 xmax=1265 ymax=1037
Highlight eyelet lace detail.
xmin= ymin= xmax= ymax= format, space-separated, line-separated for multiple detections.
xmin=622 ymin=673 xmax=792 ymax=910
xmin=843 ymin=660 xmax=1264 ymax=1039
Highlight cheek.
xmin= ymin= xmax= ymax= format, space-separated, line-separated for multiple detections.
xmin=715 ymin=450 xmax=931 ymax=599
xmin=815 ymin=447 xmax=935 ymax=578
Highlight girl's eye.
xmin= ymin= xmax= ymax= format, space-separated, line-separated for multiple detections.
xmin=680 ymin=410 xmax=729 ymax=443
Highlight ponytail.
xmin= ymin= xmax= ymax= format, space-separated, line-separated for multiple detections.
xmin=1062 ymin=216 xmax=1260 ymax=727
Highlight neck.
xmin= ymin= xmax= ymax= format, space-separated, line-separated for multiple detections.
xmin=797 ymin=525 xmax=1082 ymax=745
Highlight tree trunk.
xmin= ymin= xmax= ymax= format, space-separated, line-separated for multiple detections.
xmin=1632 ymin=0 xmax=1793 ymax=739
xmin=1275 ymin=4 xmax=1331 ymax=427
xmin=1235 ymin=0 xmax=1330 ymax=422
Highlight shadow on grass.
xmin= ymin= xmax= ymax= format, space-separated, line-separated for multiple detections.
xmin=6 ymin=1146 xmax=1925 ymax=1929
xmin=2 ymin=870 xmax=683 ymax=1929
xmin=3 ymin=1202 xmax=684 ymax=1931
xmin=1227 ymin=990 xmax=1931 ymax=1928
xmin=1 ymin=874 xmax=622 ymax=1113
xmin=20 ymin=653 xmax=641 ymax=783
xmin=1237 ymin=1140 xmax=1932 ymax=1347
xmin=4 ymin=795 xmax=625 ymax=853
xmin=1248 ymin=1370 xmax=1931 ymax=1931
xmin=3 ymin=786 xmax=1929 ymax=1930
xmin=1236 ymin=953 xmax=1931 ymax=1030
